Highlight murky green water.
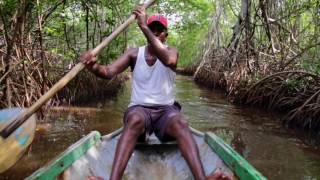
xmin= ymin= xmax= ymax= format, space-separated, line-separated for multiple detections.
xmin=1 ymin=75 xmax=320 ymax=180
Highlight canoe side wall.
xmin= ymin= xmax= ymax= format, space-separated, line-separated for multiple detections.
xmin=54 ymin=129 xmax=233 ymax=180
xmin=205 ymin=132 xmax=267 ymax=180
xmin=26 ymin=128 xmax=264 ymax=180
xmin=26 ymin=131 xmax=101 ymax=180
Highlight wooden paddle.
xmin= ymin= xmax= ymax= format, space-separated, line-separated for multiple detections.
xmin=0 ymin=0 xmax=156 ymax=173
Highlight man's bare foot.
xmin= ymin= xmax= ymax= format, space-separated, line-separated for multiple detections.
xmin=87 ymin=176 xmax=104 ymax=180
xmin=206 ymin=171 xmax=232 ymax=180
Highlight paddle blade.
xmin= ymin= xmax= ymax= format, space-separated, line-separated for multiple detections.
xmin=0 ymin=108 xmax=36 ymax=173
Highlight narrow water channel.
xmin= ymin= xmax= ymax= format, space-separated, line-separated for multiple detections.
xmin=1 ymin=75 xmax=320 ymax=180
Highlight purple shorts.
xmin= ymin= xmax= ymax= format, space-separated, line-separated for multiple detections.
xmin=123 ymin=102 xmax=182 ymax=142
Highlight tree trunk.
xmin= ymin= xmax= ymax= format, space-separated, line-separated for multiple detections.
xmin=0 ymin=0 xmax=30 ymax=106
xmin=227 ymin=0 xmax=250 ymax=68
xmin=85 ymin=3 xmax=89 ymax=50
xmin=37 ymin=0 xmax=47 ymax=96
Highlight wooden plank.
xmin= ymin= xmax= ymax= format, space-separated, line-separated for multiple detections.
xmin=205 ymin=132 xmax=267 ymax=180
xmin=27 ymin=131 xmax=101 ymax=180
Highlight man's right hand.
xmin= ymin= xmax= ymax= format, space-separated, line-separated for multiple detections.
xmin=133 ymin=6 xmax=148 ymax=29
xmin=80 ymin=51 xmax=97 ymax=66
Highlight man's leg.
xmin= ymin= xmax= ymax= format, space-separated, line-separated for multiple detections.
xmin=164 ymin=114 xmax=207 ymax=180
xmin=164 ymin=115 xmax=231 ymax=180
xmin=109 ymin=112 xmax=146 ymax=180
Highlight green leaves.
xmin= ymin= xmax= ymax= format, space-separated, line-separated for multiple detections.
xmin=155 ymin=0 xmax=214 ymax=67
xmin=300 ymin=59 xmax=320 ymax=75
xmin=44 ymin=27 xmax=59 ymax=36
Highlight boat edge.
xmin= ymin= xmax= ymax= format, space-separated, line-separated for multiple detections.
xmin=205 ymin=132 xmax=267 ymax=180
xmin=26 ymin=131 xmax=102 ymax=180
xmin=25 ymin=127 xmax=266 ymax=180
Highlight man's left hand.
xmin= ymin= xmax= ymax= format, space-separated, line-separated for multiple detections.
xmin=133 ymin=6 xmax=148 ymax=29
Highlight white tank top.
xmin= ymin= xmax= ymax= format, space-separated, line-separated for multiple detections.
xmin=129 ymin=46 xmax=176 ymax=107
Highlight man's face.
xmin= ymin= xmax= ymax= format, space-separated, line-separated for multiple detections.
xmin=148 ymin=22 xmax=168 ymax=43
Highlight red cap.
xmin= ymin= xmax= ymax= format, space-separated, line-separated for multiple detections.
xmin=147 ymin=14 xmax=168 ymax=29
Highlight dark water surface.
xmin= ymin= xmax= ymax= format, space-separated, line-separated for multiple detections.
xmin=1 ymin=75 xmax=320 ymax=179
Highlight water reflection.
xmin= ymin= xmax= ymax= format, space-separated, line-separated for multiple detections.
xmin=175 ymin=76 xmax=320 ymax=180
xmin=1 ymin=75 xmax=320 ymax=180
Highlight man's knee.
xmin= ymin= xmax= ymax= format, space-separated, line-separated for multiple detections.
xmin=167 ymin=115 xmax=189 ymax=136
xmin=126 ymin=112 xmax=145 ymax=132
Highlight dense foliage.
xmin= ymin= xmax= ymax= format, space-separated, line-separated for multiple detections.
xmin=194 ymin=0 xmax=320 ymax=132
xmin=0 ymin=0 xmax=214 ymax=107
xmin=2 ymin=0 xmax=319 ymax=132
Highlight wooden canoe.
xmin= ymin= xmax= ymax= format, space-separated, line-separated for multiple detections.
xmin=27 ymin=128 xmax=266 ymax=180
xmin=0 ymin=108 xmax=36 ymax=173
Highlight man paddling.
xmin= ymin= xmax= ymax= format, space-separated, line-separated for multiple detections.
xmin=82 ymin=6 xmax=230 ymax=180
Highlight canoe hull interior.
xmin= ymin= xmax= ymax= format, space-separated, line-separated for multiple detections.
xmin=59 ymin=130 xmax=232 ymax=180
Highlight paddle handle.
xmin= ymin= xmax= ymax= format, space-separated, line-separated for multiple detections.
xmin=0 ymin=0 xmax=156 ymax=138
